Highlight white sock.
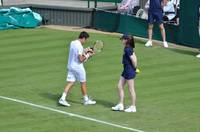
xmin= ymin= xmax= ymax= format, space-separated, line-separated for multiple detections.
xmin=83 ymin=95 xmax=89 ymax=101
xmin=61 ymin=92 xmax=67 ymax=100
xmin=130 ymin=105 xmax=136 ymax=109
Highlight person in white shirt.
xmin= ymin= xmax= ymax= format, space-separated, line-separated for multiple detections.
xmin=173 ymin=0 xmax=180 ymax=25
xmin=163 ymin=0 xmax=176 ymax=22
xmin=59 ymin=31 xmax=96 ymax=107
xmin=118 ymin=0 xmax=139 ymax=14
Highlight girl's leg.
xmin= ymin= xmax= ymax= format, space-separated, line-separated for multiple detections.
xmin=117 ymin=76 xmax=126 ymax=104
xmin=127 ymin=79 xmax=136 ymax=106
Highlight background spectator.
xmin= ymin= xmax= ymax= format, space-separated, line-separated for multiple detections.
xmin=173 ymin=0 xmax=180 ymax=25
xmin=163 ymin=0 xmax=176 ymax=23
xmin=145 ymin=0 xmax=169 ymax=48
xmin=118 ymin=0 xmax=139 ymax=14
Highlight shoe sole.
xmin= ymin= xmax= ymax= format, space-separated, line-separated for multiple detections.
xmin=124 ymin=111 xmax=136 ymax=113
xmin=83 ymin=103 xmax=96 ymax=105
xmin=145 ymin=45 xmax=152 ymax=47
xmin=111 ymin=108 xmax=124 ymax=111
xmin=58 ymin=101 xmax=70 ymax=107
xmin=124 ymin=110 xmax=136 ymax=113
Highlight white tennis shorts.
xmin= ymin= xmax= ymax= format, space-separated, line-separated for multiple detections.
xmin=66 ymin=67 xmax=86 ymax=82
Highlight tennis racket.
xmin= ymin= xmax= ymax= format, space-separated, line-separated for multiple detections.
xmin=89 ymin=40 xmax=104 ymax=54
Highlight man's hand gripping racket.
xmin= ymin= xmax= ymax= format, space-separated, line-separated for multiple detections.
xmin=88 ymin=40 xmax=104 ymax=54
xmin=84 ymin=40 xmax=104 ymax=62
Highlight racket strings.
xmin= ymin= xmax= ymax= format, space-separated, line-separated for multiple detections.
xmin=93 ymin=40 xmax=103 ymax=53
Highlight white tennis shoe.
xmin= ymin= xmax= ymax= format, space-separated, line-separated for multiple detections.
xmin=196 ymin=54 xmax=200 ymax=58
xmin=59 ymin=99 xmax=71 ymax=107
xmin=163 ymin=41 xmax=168 ymax=48
xmin=145 ymin=40 xmax=153 ymax=47
xmin=83 ymin=98 xmax=96 ymax=105
xmin=112 ymin=103 xmax=124 ymax=111
xmin=124 ymin=106 xmax=136 ymax=113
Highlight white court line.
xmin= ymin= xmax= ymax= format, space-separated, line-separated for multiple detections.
xmin=0 ymin=95 xmax=144 ymax=132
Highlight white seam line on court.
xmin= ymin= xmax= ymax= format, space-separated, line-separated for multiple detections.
xmin=0 ymin=95 xmax=144 ymax=132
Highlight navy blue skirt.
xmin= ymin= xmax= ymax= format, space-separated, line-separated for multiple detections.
xmin=121 ymin=65 xmax=136 ymax=80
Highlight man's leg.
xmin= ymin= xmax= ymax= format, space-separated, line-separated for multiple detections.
xmin=81 ymin=81 xmax=96 ymax=105
xmin=59 ymin=82 xmax=74 ymax=107
xmin=80 ymin=82 xmax=87 ymax=95
xmin=145 ymin=24 xmax=154 ymax=47
xmin=81 ymin=81 xmax=87 ymax=98
xmin=62 ymin=82 xmax=74 ymax=99
xmin=159 ymin=23 xmax=168 ymax=48
xmin=59 ymin=70 xmax=76 ymax=107
xmin=148 ymin=24 xmax=154 ymax=41
xmin=159 ymin=23 xmax=166 ymax=42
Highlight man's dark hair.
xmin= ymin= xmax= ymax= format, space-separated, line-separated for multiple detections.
xmin=79 ymin=31 xmax=89 ymax=39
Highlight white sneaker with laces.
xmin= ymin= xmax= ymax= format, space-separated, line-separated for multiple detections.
xmin=59 ymin=99 xmax=71 ymax=107
xmin=83 ymin=98 xmax=96 ymax=105
xmin=124 ymin=106 xmax=136 ymax=113
xmin=111 ymin=103 xmax=124 ymax=111
xmin=145 ymin=40 xmax=153 ymax=47
xmin=196 ymin=54 xmax=200 ymax=58
xmin=163 ymin=41 xmax=168 ymax=48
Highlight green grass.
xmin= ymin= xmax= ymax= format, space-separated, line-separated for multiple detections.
xmin=0 ymin=28 xmax=199 ymax=132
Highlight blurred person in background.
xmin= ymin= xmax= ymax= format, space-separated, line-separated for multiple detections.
xmin=145 ymin=0 xmax=169 ymax=48
xmin=163 ymin=0 xmax=176 ymax=23
xmin=118 ymin=0 xmax=139 ymax=14
xmin=173 ymin=0 xmax=180 ymax=25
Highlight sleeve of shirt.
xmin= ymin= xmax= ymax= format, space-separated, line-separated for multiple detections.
xmin=125 ymin=48 xmax=133 ymax=57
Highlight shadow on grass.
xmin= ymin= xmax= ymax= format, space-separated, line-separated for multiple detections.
xmin=40 ymin=93 xmax=82 ymax=106
xmin=168 ymin=48 xmax=198 ymax=56
xmin=40 ymin=93 xmax=115 ymax=107
xmin=95 ymin=99 xmax=115 ymax=108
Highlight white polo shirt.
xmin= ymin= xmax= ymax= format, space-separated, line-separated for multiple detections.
xmin=164 ymin=1 xmax=176 ymax=20
xmin=67 ymin=40 xmax=84 ymax=70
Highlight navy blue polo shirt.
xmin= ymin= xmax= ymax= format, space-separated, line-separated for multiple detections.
xmin=122 ymin=47 xmax=133 ymax=65
xmin=149 ymin=0 xmax=163 ymax=12
xmin=121 ymin=47 xmax=136 ymax=79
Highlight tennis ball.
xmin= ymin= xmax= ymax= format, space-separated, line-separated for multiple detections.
xmin=136 ymin=68 xmax=141 ymax=74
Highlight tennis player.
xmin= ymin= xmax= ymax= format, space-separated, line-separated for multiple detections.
xmin=145 ymin=0 xmax=169 ymax=48
xmin=112 ymin=34 xmax=137 ymax=112
xmin=59 ymin=31 xmax=96 ymax=107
